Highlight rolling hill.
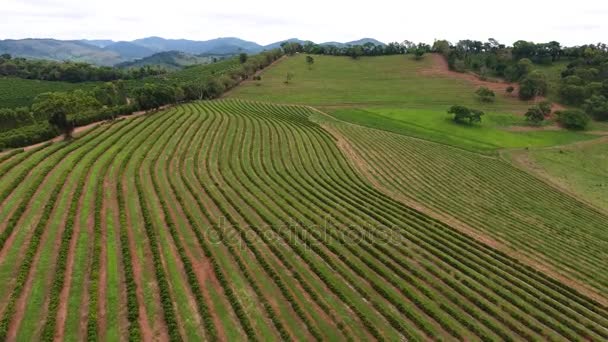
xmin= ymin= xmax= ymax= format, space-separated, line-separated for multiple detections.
xmin=0 ymin=39 xmax=123 ymax=66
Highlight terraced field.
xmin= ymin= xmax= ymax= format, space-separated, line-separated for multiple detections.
xmin=321 ymin=115 xmax=608 ymax=297
xmin=0 ymin=99 xmax=607 ymax=341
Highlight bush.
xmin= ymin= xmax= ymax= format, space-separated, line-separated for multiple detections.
xmin=519 ymin=71 xmax=547 ymax=100
xmin=475 ymin=87 xmax=495 ymax=102
xmin=538 ymin=101 xmax=552 ymax=116
xmin=447 ymin=105 xmax=484 ymax=124
xmin=506 ymin=86 xmax=515 ymax=94
xmin=525 ymin=107 xmax=545 ymax=124
xmin=556 ymin=110 xmax=590 ymax=130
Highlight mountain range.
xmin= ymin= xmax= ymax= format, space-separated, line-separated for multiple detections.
xmin=0 ymin=37 xmax=386 ymax=66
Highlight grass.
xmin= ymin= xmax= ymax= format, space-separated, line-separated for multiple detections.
xmin=331 ymin=107 xmax=593 ymax=153
xmin=518 ymin=140 xmax=608 ymax=209
xmin=229 ymin=54 xmax=601 ymax=153
xmin=1 ymin=100 xmax=607 ymax=340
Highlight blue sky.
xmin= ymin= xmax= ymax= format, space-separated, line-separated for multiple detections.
xmin=1 ymin=0 xmax=607 ymax=46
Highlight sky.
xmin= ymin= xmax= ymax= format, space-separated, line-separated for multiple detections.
xmin=1 ymin=0 xmax=607 ymax=46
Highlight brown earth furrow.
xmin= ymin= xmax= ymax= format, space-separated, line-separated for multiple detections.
xmin=122 ymin=179 xmax=162 ymax=342
xmin=4 ymin=179 xmax=76 ymax=340
xmin=104 ymin=176 xmax=129 ymax=340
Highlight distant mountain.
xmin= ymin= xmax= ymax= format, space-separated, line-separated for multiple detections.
xmin=320 ymin=41 xmax=346 ymax=47
xmin=0 ymin=39 xmax=123 ymax=65
xmin=345 ymin=38 xmax=386 ymax=46
xmin=131 ymin=37 xmax=263 ymax=55
xmin=115 ymin=51 xmax=215 ymax=70
xmin=263 ymin=38 xmax=309 ymax=50
xmin=80 ymin=39 xmax=115 ymax=48
xmin=103 ymin=41 xmax=155 ymax=60
xmin=0 ymin=37 xmax=388 ymax=66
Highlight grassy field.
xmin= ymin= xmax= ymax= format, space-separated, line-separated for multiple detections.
xmin=0 ymin=77 xmax=99 ymax=108
xmin=0 ymin=100 xmax=607 ymax=340
xmin=229 ymin=54 xmax=598 ymax=153
xmin=505 ymin=137 xmax=608 ymax=210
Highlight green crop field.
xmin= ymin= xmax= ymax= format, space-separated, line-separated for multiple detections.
xmin=0 ymin=100 xmax=607 ymax=341
xmin=319 ymin=115 xmax=608 ymax=295
xmin=229 ymin=54 xmax=598 ymax=153
xmin=0 ymin=77 xmax=99 ymax=108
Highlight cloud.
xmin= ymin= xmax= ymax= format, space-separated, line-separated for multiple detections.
xmin=0 ymin=0 xmax=607 ymax=46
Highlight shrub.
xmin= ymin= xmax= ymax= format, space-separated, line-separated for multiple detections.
xmin=447 ymin=105 xmax=484 ymax=124
xmin=519 ymin=71 xmax=547 ymax=100
xmin=538 ymin=101 xmax=552 ymax=116
xmin=556 ymin=110 xmax=590 ymax=130
xmin=506 ymin=86 xmax=515 ymax=94
xmin=525 ymin=107 xmax=545 ymax=124
xmin=475 ymin=87 xmax=495 ymax=102
xmin=583 ymin=95 xmax=608 ymax=120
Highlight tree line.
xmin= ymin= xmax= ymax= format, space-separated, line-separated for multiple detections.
xmin=280 ymin=41 xmax=431 ymax=59
xmin=432 ymin=39 xmax=608 ymax=122
xmin=0 ymin=54 xmax=165 ymax=82
xmin=0 ymin=49 xmax=283 ymax=149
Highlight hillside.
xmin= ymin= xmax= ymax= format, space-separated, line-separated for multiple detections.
xmin=0 ymin=100 xmax=606 ymax=340
xmin=0 ymin=39 xmax=123 ymax=66
xmin=116 ymin=51 xmax=216 ymax=70
xmin=228 ymin=54 xmax=597 ymax=153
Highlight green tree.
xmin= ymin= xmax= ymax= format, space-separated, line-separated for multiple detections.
xmin=525 ymin=106 xmax=545 ymax=124
xmin=583 ymin=95 xmax=608 ymax=120
xmin=506 ymin=86 xmax=515 ymax=95
xmin=239 ymin=53 xmax=248 ymax=64
xmin=284 ymin=72 xmax=294 ymax=84
xmin=475 ymin=86 xmax=496 ymax=102
xmin=538 ymin=100 xmax=552 ymax=116
xmin=447 ymin=105 xmax=484 ymax=124
xmin=305 ymin=55 xmax=314 ymax=69
xmin=519 ymin=71 xmax=547 ymax=100
xmin=556 ymin=110 xmax=590 ymax=130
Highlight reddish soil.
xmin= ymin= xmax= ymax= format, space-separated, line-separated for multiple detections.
xmin=54 ymin=186 xmax=85 ymax=341
xmin=122 ymin=180 xmax=156 ymax=342
xmin=104 ymin=175 xmax=129 ymax=338
xmin=320 ymin=119 xmax=608 ymax=308
xmin=6 ymin=179 xmax=75 ymax=340
xmin=98 ymin=188 xmax=108 ymax=339
xmin=421 ymin=53 xmax=566 ymax=113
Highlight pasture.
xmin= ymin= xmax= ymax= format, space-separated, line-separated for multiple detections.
xmin=229 ymin=54 xmax=599 ymax=153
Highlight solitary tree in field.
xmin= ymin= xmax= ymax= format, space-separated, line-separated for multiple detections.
xmin=306 ymin=55 xmax=314 ymax=69
xmin=448 ymin=105 xmax=484 ymax=124
xmin=506 ymin=86 xmax=515 ymax=95
xmin=525 ymin=106 xmax=545 ymax=124
xmin=475 ymin=86 xmax=496 ymax=102
xmin=239 ymin=53 xmax=248 ymax=64
xmin=284 ymin=72 xmax=294 ymax=84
